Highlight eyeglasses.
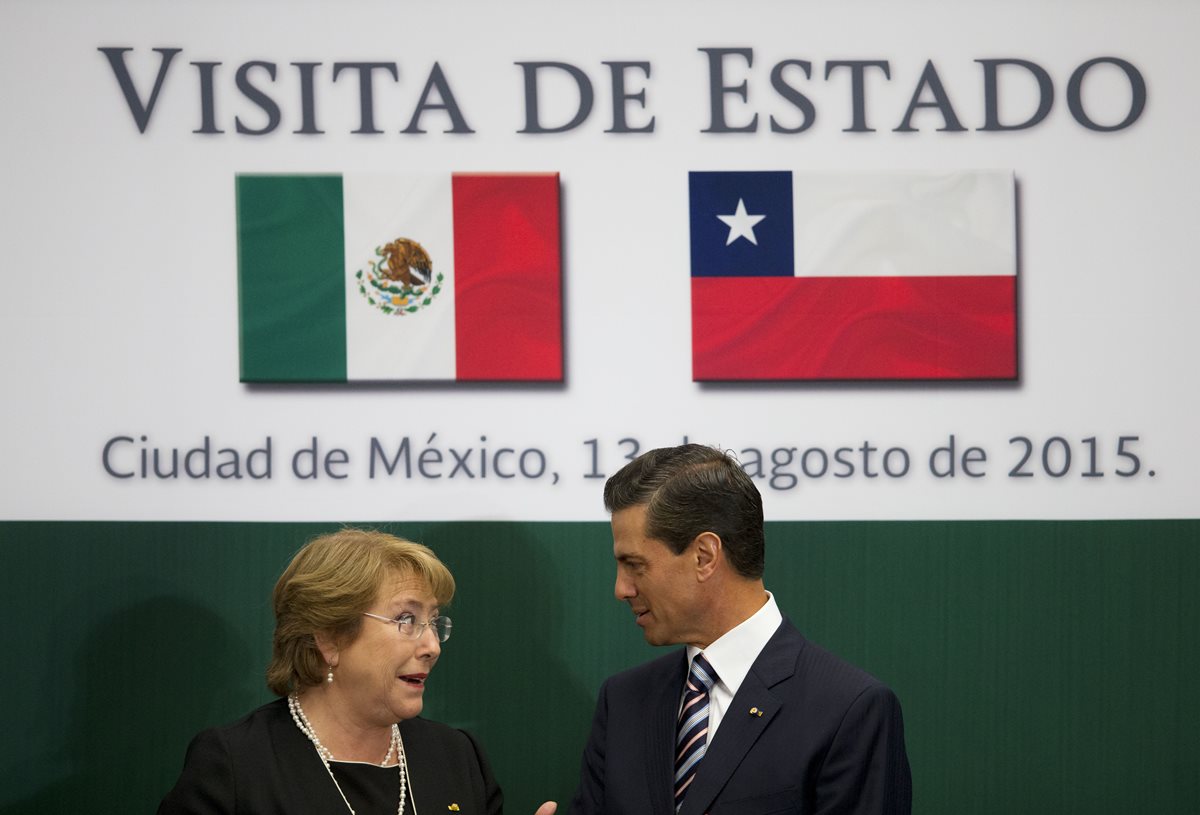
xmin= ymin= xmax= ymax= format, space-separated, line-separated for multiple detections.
xmin=362 ymin=611 xmax=453 ymax=643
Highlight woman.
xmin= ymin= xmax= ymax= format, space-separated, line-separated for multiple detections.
xmin=159 ymin=529 xmax=555 ymax=815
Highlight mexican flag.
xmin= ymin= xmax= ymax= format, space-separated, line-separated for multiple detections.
xmin=236 ymin=173 xmax=562 ymax=382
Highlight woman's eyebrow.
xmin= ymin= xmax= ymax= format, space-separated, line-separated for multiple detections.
xmin=386 ymin=595 xmax=439 ymax=613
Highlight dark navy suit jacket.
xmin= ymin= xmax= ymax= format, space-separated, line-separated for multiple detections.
xmin=569 ymin=620 xmax=911 ymax=815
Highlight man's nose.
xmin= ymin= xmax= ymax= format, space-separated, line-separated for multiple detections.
xmin=614 ymin=572 xmax=636 ymax=601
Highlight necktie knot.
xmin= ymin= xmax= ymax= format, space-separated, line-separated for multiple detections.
xmin=686 ymin=653 xmax=718 ymax=694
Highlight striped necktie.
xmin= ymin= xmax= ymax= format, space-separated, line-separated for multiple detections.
xmin=674 ymin=653 xmax=718 ymax=810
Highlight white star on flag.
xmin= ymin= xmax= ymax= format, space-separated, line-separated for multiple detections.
xmin=716 ymin=198 xmax=766 ymax=246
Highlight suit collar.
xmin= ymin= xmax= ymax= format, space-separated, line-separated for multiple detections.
xmin=677 ymin=620 xmax=806 ymax=815
xmin=686 ymin=591 xmax=783 ymax=705
xmin=745 ymin=617 xmax=806 ymax=687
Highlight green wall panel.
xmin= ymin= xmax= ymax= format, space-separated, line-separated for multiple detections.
xmin=0 ymin=520 xmax=1196 ymax=813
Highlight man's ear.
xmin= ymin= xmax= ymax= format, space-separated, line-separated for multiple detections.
xmin=693 ymin=531 xmax=722 ymax=581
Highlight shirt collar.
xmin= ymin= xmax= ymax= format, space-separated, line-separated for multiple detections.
xmin=686 ymin=590 xmax=782 ymax=698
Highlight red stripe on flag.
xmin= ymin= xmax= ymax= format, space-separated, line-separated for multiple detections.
xmin=452 ymin=174 xmax=563 ymax=381
xmin=692 ymin=276 xmax=1016 ymax=380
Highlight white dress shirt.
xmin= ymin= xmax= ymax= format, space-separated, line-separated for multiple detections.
xmin=682 ymin=590 xmax=783 ymax=740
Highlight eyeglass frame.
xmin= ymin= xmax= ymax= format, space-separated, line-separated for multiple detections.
xmin=361 ymin=611 xmax=453 ymax=643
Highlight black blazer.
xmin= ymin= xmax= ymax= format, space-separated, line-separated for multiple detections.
xmin=569 ymin=619 xmax=911 ymax=815
xmin=158 ymin=698 xmax=502 ymax=814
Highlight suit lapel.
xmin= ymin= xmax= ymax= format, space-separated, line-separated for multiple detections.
xmin=645 ymin=650 xmax=689 ymax=815
xmin=678 ymin=621 xmax=806 ymax=815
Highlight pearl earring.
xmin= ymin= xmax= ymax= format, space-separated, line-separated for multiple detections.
xmin=326 ymin=665 xmax=334 ymax=684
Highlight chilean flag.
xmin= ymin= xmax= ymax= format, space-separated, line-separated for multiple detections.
xmin=689 ymin=171 xmax=1017 ymax=381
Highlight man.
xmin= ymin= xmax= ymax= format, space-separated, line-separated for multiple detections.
xmin=569 ymin=444 xmax=911 ymax=815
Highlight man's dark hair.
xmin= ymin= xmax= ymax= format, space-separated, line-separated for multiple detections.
xmin=603 ymin=444 xmax=764 ymax=579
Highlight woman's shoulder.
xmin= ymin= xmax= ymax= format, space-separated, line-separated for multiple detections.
xmin=178 ymin=700 xmax=304 ymax=782
xmin=190 ymin=697 xmax=294 ymax=753
xmin=398 ymin=718 xmax=501 ymax=813
xmin=398 ymin=715 xmax=478 ymax=749
xmin=398 ymin=716 xmax=495 ymax=770
xmin=158 ymin=699 xmax=307 ymax=814
xmin=208 ymin=695 xmax=287 ymax=729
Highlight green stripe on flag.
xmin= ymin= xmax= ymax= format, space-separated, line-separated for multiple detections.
xmin=237 ymin=175 xmax=347 ymax=382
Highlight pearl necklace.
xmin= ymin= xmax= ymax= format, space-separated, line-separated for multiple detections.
xmin=288 ymin=692 xmax=409 ymax=815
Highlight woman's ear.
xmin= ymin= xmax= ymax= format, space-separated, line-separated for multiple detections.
xmin=313 ymin=630 xmax=339 ymax=667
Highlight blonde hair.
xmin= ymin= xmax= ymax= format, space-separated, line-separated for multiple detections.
xmin=266 ymin=528 xmax=455 ymax=696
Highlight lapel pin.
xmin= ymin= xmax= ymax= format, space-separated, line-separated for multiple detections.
xmin=749 ymin=706 xmax=763 ymax=717
xmin=448 ymin=805 xmax=461 ymax=812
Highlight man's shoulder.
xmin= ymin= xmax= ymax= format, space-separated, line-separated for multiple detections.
xmin=601 ymin=648 xmax=686 ymax=692
xmin=596 ymin=621 xmax=898 ymax=702
xmin=770 ymin=620 xmax=898 ymax=703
